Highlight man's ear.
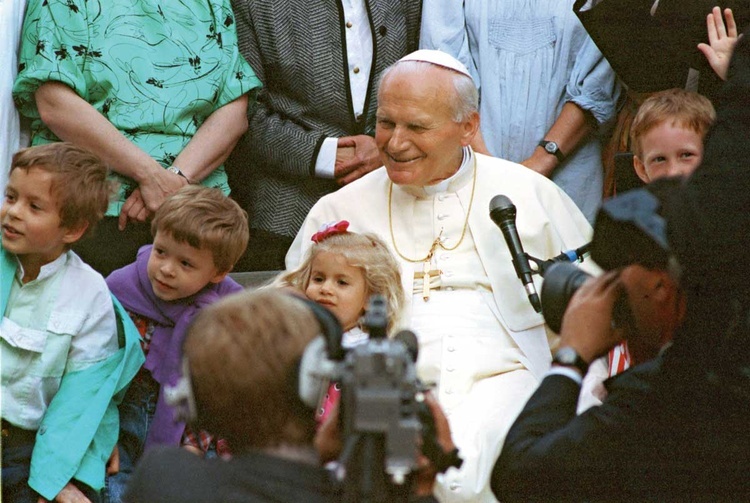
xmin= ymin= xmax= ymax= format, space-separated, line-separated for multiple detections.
xmin=633 ymin=156 xmax=651 ymax=183
xmin=460 ymin=111 xmax=480 ymax=147
xmin=62 ymin=221 xmax=89 ymax=245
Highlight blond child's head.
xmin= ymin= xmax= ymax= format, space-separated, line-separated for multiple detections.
xmin=1 ymin=143 xmax=111 ymax=277
xmin=184 ymin=289 xmax=322 ymax=450
xmin=276 ymin=222 xmax=404 ymax=333
xmin=147 ymin=186 xmax=249 ymax=301
xmin=630 ymin=89 xmax=716 ymax=183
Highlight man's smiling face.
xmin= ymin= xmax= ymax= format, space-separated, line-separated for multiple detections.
xmin=375 ymin=64 xmax=477 ymax=187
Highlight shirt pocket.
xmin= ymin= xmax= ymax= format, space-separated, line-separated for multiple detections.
xmin=488 ymin=18 xmax=557 ymax=55
xmin=1 ymin=316 xmax=49 ymax=380
xmin=39 ymin=310 xmax=87 ymax=377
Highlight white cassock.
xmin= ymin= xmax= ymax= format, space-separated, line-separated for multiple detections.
xmin=287 ymin=148 xmax=593 ymax=502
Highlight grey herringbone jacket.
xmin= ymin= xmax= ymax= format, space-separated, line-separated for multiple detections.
xmin=229 ymin=0 xmax=421 ymax=238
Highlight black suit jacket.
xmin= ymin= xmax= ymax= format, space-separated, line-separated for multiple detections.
xmin=492 ymin=357 xmax=750 ymax=502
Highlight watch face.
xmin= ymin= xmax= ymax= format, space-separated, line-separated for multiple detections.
xmin=555 ymin=347 xmax=577 ymax=365
xmin=545 ymin=142 xmax=558 ymax=154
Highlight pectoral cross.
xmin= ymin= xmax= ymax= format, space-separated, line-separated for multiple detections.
xmin=414 ymin=234 xmax=443 ymax=301
xmin=415 ymin=261 xmax=442 ymax=301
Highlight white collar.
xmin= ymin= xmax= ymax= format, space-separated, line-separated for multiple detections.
xmin=399 ymin=147 xmax=474 ymax=198
xmin=15 ymin=250 xmax=69 ymax=284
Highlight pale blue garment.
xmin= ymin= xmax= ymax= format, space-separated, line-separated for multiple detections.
xmin=421 ymin=0 xmax=620 ymax=222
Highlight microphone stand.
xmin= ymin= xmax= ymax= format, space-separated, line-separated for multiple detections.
xmin=524 ymin=243 xmax=590 ymax=309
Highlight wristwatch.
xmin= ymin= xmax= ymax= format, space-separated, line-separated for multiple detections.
xmin=538 ymin=140 xmax=565 ymax=163
xmin=167 ymin=165 xmax=192 ymax=184
xmin=552 ymin=346 xmax=589 ymax=375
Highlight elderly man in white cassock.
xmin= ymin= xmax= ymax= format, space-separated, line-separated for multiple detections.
xmin=287 ymin=50 xmax=593 ymax=502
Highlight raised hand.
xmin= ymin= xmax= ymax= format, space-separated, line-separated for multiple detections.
xmin=698 ymin=7 xmax=741 ymax=80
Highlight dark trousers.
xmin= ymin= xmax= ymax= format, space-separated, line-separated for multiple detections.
xmin=233 ymin=228 xmax=293 ymax=272
xmin=1 ymin=420 xmax=101 ymax=503
xmin=73 ymin=217 xmax=153 ymax=277
xmin=103 ymin=372 xmax=160 ymax=503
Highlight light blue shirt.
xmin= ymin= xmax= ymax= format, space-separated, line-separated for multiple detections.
xmin=420 ymin=0 xmax=621 ymax=222
xmin=1 ymin=251 xmax=118 ymax=429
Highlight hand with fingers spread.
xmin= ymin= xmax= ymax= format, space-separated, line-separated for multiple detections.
xmin=698 ymin=6 xmax=741 ymax=80
xmin=558 ymin=270 xmax=627 ymax=365
xmin=334 ymin=135 xmax=382 ymax=186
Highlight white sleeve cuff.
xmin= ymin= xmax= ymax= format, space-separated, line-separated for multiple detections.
xmin=546 ymin=366 xmax=584 ymax=385
xmin=314 ymin=137 xmax=338 ymax=179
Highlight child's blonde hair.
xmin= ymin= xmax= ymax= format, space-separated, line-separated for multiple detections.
xmin=276 ymin=231 xmax=404 ymax=333
xmin=630 ymin=88 xmax=716 ymax=159
xmin=151 ymin=185 xmax=249 ymax=273
xmin=10 ymin=142 xmax=112 ymax=240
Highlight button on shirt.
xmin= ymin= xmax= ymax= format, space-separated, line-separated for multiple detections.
xmin=1 ymin=251 xmax=118 ymax=429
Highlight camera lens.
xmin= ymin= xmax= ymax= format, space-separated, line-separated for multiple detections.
xmin=540 ymin=262 xmax=591 ymax=334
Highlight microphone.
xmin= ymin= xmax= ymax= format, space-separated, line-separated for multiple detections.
xmin=489 ymin=195 xmax=542 ymax=313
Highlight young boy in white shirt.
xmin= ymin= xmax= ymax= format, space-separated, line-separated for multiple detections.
xmin=1 ymin=142 xmax=144 ymax=502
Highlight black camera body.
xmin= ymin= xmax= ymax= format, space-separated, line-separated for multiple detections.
xmin=540 ymin=184 xmax=675 ymax=333
xmin=338 ymin=336 xmax=422 ymax=485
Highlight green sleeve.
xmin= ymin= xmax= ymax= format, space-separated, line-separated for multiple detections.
xmin=13 ymin=0 xmax=91 ymax=118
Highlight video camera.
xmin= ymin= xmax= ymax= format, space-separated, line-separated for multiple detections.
xmin=540 ymin=183 xmax=676 ymax=333
xmin=301 ymin=295 xmax=461 ymax=503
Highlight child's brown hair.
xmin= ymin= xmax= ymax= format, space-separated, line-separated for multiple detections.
xmin=151 ymin=185 xmax=249 ymax=273
xmin=184 ymin=289 xmax=320 ymax=449
xmin=630 ymin=89 xmax=716 ymax=159
xmin=10 ymin=142 xmax=112 ymax=239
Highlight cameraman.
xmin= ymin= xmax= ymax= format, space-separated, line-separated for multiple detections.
xmin=491 ymin=27 xmax=750 ymax=502
xmin=123 ymin=289 xmax=453 ymax=502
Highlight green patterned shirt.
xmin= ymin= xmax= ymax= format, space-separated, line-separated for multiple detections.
xmin=13 ymin=0 xmax=261 ymax=216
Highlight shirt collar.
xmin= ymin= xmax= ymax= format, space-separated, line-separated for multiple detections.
xmin=15 ymin=251 xmax=69 ymax=284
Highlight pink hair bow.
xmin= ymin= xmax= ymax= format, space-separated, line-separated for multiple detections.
xmin=311 ymin=220 xmax=350 ymax=243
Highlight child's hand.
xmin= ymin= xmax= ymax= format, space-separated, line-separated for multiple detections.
xmin=106 ymin=445 xmax=120 ymax=475
xmin=36 ymin=482 xmax=92 ymax=503
xmin=183 ymin=444 xmax=204 ymax=456
xmin=698 ymin=7 xmax=742 ymax=80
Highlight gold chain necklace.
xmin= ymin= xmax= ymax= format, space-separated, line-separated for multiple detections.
xmin=388 ymin=156 xmax=477 ymax=300
xmin=388 ymin=155 xmax=477 ymax=263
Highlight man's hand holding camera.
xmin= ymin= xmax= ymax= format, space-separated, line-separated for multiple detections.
xmin=557 ymin=270 xmax=628 ymax=371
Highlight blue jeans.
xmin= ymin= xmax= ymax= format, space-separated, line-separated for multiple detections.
xmin=102 ymin=372 xmax=159 ymax=503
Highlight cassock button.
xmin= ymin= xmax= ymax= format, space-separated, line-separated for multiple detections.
xmin=379 ymin=26 xmax=387 ymax=37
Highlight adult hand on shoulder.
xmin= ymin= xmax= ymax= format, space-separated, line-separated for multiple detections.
xmin=558 ymin=270 xmax=626 ymax=364
xmin=36 ymin=482 xmax=92 ymax=503
xmin=334 ymin=135 xmax=382 ymax=186
xmin=698 ymin=6 xmax=741 ymax=81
